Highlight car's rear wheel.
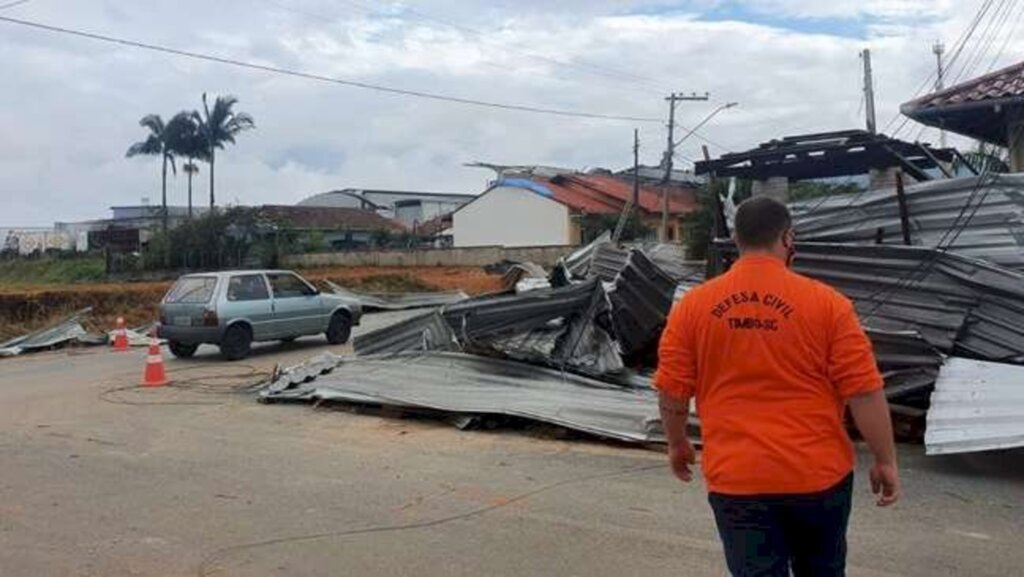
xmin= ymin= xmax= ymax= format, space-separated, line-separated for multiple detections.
xmin=326 ymin=312 xmax=352 ymax=345
xmin=168 ymin=340 xmax=199 ymax=359
xmin=220 ymin=324 xmax=252 ymax=361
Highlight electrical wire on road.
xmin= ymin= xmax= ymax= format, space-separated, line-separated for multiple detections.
xmin=196 ymin=461 xmax=668 ymax=576
xmin=0 ymin=15 xmax=662 ymax=124
xmin=98 ymin=363 xmax=272 ymax=406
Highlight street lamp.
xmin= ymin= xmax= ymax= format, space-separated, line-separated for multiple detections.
xmin=674 ymin=102 xmax=739 ymax=149
xmin=660 ymin=102 xmax=738 ymax=243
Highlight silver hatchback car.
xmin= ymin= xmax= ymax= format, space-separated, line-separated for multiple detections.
xmin=157 ymin=270 xmax=362 ymax=360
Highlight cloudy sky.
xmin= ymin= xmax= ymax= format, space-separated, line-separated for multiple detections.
xmin=1 ymin=0 xmax=1021 ymax=226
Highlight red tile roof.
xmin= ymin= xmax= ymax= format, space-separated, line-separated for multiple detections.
xmin=257 ymin=205 xmax=405 ymax=232
xmin=903 ymin=59 xmax=1024 ymax=112
xmin=541 ymin=174 xmax=697 ymax=216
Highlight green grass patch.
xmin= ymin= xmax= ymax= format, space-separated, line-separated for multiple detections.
xmin=0 ymin=257 xmax=106 ymax=286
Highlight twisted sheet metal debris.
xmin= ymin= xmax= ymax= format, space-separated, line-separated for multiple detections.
xmin=608 ymin=249 xmax=678 ymax=358
xmin=753 ymin=242 xmax=1024 ymax=362
xmin=444 ymin=279 xmax=604 ymax=344
xmin=263 ymin=351 xmax=664 ymax=444
xmin=925 ymin=357 xmax=1024 ymax=455
xmin=269 ymin=352 xmax=345 ymax=389
xmin=353 ymin=310 xmax=458 ymax=356
xmin=562 ymin=231 xmax=610 ymax=278
xmin=793 ymin=174 xmax=1024 ymax=269
xmin=323 ymin=281 xmax=469 ymax=311
xmin=0 ymin=308 xmax=105 ymax=357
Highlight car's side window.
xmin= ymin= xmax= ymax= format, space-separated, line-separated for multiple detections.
xmin=267 ymin=273 xmax=316 ymax=298
xmin=227 ymin=274 xmax=270 ymax=302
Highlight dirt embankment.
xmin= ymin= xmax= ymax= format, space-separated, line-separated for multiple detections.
xmin=0 ymin=267 xmax=504 ymax=342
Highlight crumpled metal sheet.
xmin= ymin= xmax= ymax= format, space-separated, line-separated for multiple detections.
xmin=608 ymin=249 xmax=677 ymax=358
xmin=644 ymin=243 xmax=705 ymax=285
xmin=267 ymin=352 xmax=345 ymax=391
xmin=563 ymin=231 xmax=611 ymax=279
xmin=792 ymin=173 xmax=1024 ymax=270
xmin=323 ymin=281 xmax=469 ymax=311
xmin=724 ymin=241 xmax=1024 ymax=362
xmin=353 ymin=310 xmax=458 ymax=356
xmin=0 ymin=308 xmax=103 ymax=356
xmin=262 ymin=351 xmax=664 ymax=444
xmin=925 ymin=357 xmax=1024 ymax=455
xmin=444 ymin=279 xmax=603 ymax=344
xmin=589 ymin=242 xmax=630 ymax=283
xmin=501 ymin=262 xmax=548 ymax=290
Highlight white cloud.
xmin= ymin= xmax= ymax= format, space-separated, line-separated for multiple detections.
xmin=0 ymin=0 xmax=1021 ymax=225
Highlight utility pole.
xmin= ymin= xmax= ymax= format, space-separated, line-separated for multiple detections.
xmin=613 ymin=129 xmax=640 ymax=243
xmin=933 ymin=40 xmax=947 ymax=147
xmin=861 ymin=49 xmax=877 ymax=134
xmin=632 ymin=128 xmax=640 ymax=207
xmin=662 ymin=92 xmax=709 ymax=242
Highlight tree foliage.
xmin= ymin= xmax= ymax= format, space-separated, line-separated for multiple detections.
xmin=193 ymin=93 xmax=255 ymax=208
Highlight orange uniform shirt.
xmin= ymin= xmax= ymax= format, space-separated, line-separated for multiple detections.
xmin=654 ymin=254 xmax=883 ymax=495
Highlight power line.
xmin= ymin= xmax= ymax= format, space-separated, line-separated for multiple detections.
xmin=264 ymin=0 xmax=734 ymax=152
xmin=988 ymin=0 xmax=1024 ymax=72
xmin=948 ymin=0 xmax=1016 ymax=85
xmin=270 ymin=0 xmax=673 ymax=93
xmin=0 ymin=15 xmax=663 ymax=123
xmin=884 ymin=0 xmax=997 ymax=137
xmin=0 ymin=0 xmax=33 ymax=10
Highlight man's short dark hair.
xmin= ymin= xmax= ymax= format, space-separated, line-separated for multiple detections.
xmin=734 ymin=196 xmax=792 ymax=249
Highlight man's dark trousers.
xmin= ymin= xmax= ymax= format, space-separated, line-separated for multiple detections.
xmin=708 ymin=473 xmax=854 ymax=577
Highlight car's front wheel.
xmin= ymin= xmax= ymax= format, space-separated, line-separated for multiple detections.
xmin=220 ymin=324 xmax=252 ymax=361
xmin=168 ymin=340 xmax=199 ymax=359
xmin=326 ymin=312 xmax=352 ymax=345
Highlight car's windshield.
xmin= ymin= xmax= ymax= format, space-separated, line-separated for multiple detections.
xmin=164 ymin=276 xmax=218 ymax=304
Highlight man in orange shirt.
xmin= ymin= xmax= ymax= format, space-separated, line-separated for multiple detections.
xmin=655 ymin=196 xmax=900 ymax=577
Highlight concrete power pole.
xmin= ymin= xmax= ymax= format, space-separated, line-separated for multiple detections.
xmin=862 ymin=49 xmax=877 ymax=134
xmin=933 ymin=40 xmax=947 ymax=147
xmin=661 ymin=92 xmax=709 ymax=242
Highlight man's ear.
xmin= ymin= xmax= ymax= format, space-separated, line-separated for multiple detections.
xmin=781 ymin=228 xmax=794 ymax=249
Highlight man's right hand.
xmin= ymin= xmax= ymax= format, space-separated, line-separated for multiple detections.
xmin=668 ymin=440 xmax=697 ymax=483
xmin=870 ymin=462 xmax=900 ymax=507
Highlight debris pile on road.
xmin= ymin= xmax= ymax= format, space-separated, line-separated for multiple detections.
xmin=263 ymin=237 xmax=703 ymax=443
xmin=0 ymin=308 xmax=109 ymax=357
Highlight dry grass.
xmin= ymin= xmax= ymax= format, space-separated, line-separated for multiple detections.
xmin=0 ymin=267 xmax=503 ymax=342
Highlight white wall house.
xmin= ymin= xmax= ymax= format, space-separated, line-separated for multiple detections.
xmin=452 ymin=185 xmax=571 ymax=247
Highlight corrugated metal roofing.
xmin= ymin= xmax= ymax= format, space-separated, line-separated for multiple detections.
xmin=323 ymin=281 xmax=469 ymax=311
xmin=352 ymin=310 xmax=458 ymax=356
xmin=792 ymin=174 xmax=1024 ymax=270
xmin=925 ymin=357 xmax=1024 ymax=455
xmin=262 ymin=351 xmax=664 ymax=444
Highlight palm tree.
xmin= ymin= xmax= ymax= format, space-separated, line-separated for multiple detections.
xmin=126 ymin=114 xmax=177 ymax=246
xmin=165 ymin=111 xmax=207 ymax=219
xmin=193 ymin=93 xmax=255 ymax=209
xmin=182 ymin=162 xmax=201 ymax=219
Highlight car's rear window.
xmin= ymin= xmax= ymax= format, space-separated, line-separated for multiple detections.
xmin=164 ymin=277 xmax=218 ymax=304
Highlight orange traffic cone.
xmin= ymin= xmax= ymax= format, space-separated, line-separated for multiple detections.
xmin=141 ymin=333 xmax=169 ymax=387
xmin=112 ymin=317 xmax=129 ymax=352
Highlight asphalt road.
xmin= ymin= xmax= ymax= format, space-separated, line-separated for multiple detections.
xmin=1 ymin=312 xmax=1023 ymax=576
